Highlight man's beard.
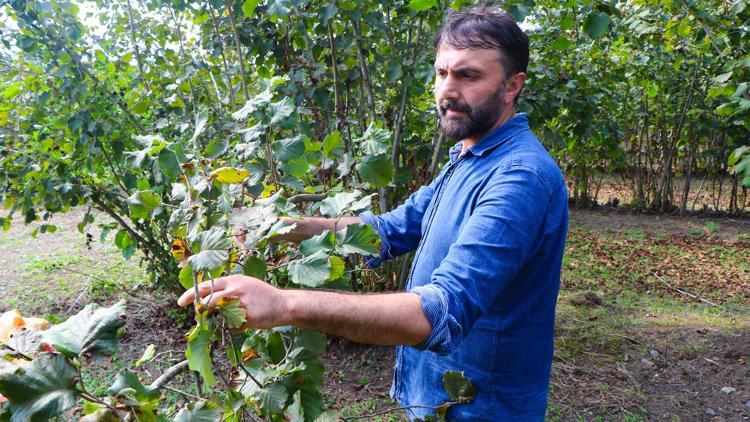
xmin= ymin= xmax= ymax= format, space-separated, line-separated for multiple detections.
xmin=437 ymin=85 xmax=506 ymax=142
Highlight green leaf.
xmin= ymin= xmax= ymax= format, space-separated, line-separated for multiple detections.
xmin=583 ymin=12 xmax=611 ymax=39
xmin=319 ymin=191 xmax=373 ymax=218
xmin=188 ymin=228 xmax=230 ymax=272
xmin=408 ymin=0 xmax=437 ymax=11
xmin=322 ymin=131 xmax=344 ymax=158
xmin=253 ymin=382 xmax=288 ymax=414
xmin=288 ymin=390 xmax=304 ymax=421
xmin=190 ymin=113 xmax=208 ymax=146
xmin=0 ymin=353 xmax=78 ymax=422
xmin=204 ymin=138 xmax=229 ymax=159
xmin=108 ymin=371 xmax=160 ymax=405
xmin=356 ymin=155 xmax=394 ymax=187
xmin=42 ymin=300 xmax=126 ymax=357
xmin=179 ymin=266 xmax=194 ymax=290
xmin=243 ymin=256 xmax=267 ymax=279
xmin=158 ymin=148 xmax=181 ymax=181
xmin=186 ymin=326 xmax=216 ymax=386
xmin=268 ymin=97 xmax=295 ymax=126
xmin=174 ymin=400 xmax=221 ymax=422
xmin=552 ymin=37 xmax=572 ymax=51
xmin=127 ymin=190 xmax=163 ymax=220
xmin=506 ymin=4 xmax=531 ymax=22
xmin=328 ymin=255 xmax=345 ymax=281
xmin=287 ymin=251 xmax=331 ymax=287
xmin=335 ymin=224 xmax=380 ymax=257
xmin=216 ymin=298 xmax=247 ymax=329
xmin=442 ymin=371 xmax=476 ymax=403
xmin=299 ymin=230 xmax=334 ymax=256
xmin=273 ymin=135 xmax=305 ymax=161
xmin=356 ymin=123 xmax=391 ymax=156
xmin=135 ymin=344 xmax=156 ymax=367
xmin=242 ymin=0 xmax=261 ymax=17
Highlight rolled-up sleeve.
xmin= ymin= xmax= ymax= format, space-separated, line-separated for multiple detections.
xmin=358 ymin=180 xmax=437 ymax=267
xmin=411 ymin=164 xmax=553 ymax=355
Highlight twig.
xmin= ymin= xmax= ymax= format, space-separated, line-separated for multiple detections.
xmin=702 ymin=357 xmax=723 ymax=367
xmin=651 ymin=273 xmax=719 ymax=307
xmin=609 ymin=332 xmax=641 ymax=345
xmin=161 ymin=385 xmax=203 ymax=401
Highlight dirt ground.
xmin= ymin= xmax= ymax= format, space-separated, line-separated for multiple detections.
xmin=1 ymin=207 xmax=749 ymax=420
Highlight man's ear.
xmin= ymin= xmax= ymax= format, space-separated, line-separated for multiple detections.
xmin=504 ymin=72 xmax=526 ymax=104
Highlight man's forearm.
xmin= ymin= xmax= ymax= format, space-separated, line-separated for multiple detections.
xmin=277 ymin=216 xmax=363 ymax=243
xmin=283 ymin=289 xmax=431 ymax=346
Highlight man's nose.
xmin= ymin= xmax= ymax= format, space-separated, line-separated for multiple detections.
xmin=437 ymin=74 xmax=460 ymax=101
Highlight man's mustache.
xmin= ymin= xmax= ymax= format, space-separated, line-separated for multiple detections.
xmin=439 ymin=100 xmax=472 ymax=115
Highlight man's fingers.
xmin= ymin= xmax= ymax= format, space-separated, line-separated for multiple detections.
xmin=176 ymin=277 xmax=229 ymax=307
xmin=205 ymin=290 xmax=236 ymax=309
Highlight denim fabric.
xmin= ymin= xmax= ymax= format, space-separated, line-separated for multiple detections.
xmin=358 ymin=114 xmax=568 ymax=420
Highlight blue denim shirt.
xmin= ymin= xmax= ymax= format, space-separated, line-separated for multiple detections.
xmin=359 ymin=114 xmax=568 ymax=420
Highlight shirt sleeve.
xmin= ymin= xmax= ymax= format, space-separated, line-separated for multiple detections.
xmin=358 ymin=177 xmax=439 ymax=267
xmin=411 ymin=164 xmax=554 ymax=355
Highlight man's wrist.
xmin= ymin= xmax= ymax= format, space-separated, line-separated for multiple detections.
xmin=280 ymin=288 xmax=303 ymax=327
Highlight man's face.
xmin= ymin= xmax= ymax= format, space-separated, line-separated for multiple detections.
xmin=434 ymin=44 xmax=508 ymax=142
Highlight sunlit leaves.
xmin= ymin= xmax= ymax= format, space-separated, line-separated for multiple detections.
xmin=210 ymin=167 xmax=250 ymax=184
xmin=42 ymin=300 xmax=126 ymax=357
xmin=408 ymin=0 xmax=437 ymax=12
xmin=242 ymin=0 xmax=261 ymax=18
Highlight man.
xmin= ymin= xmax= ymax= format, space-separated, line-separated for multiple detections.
xmin=178 ymin=7 xmax=567 ymax=420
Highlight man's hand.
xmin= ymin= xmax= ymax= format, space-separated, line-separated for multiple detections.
xmin=177 ymin=274 xmax=291 ymax=330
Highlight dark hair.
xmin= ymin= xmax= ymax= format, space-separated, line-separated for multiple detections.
xmin=434 ymin=6 xmax=529 ymax=77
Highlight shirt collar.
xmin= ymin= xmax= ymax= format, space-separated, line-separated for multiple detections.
xmin=448 ymin=113 xmax=530 ymax=163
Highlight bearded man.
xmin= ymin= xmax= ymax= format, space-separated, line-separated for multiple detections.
xmin=179 ymin=7 xmax=568 ymax=420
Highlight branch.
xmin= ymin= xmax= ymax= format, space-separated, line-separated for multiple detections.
xmin=288 ymin=193 xmax=326 ymax=203
xmin=149 ymin=360 xmax=189 ymax=390
xmin=224 ymin=0 xmax=250 ymax=101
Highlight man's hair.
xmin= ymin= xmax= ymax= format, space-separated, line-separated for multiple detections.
xmin=434 ymin=6 xmax=529 ymax=77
